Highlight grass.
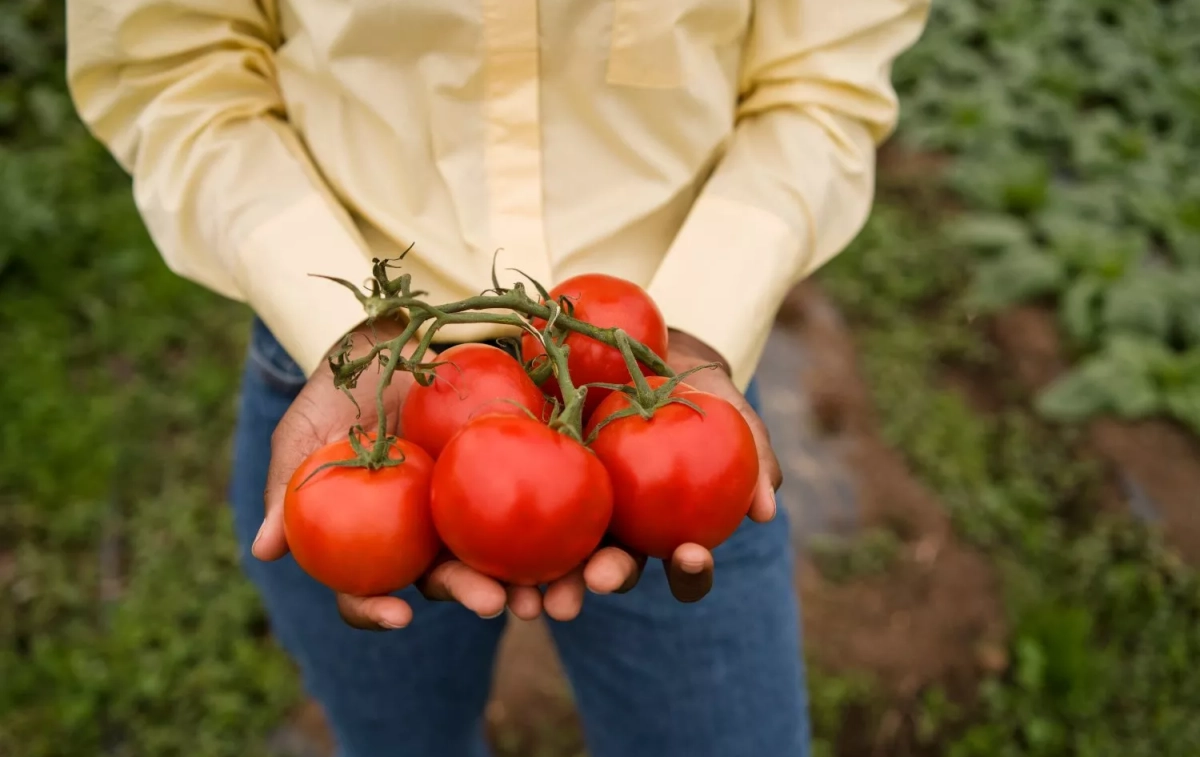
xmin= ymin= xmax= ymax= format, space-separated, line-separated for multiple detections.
xmin=893 ymin=0 xmax=1200 ymax=434
xmin=4 ymin=0 xmax=1200 ymax=755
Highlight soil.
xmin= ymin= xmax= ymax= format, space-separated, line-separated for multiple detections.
xmin=990 ymin=307 xmax=1200 ymax=562
xmin=790 ymin=285 xmax=1007 ymax=693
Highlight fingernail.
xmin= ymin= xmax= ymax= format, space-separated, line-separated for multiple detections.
xmin=251 ymin=523 xmax=265 ymax=551
xmin=680 ymin=560 xmax=706 ymax=575
xmin=761 ymin=474 xmax=778 ymax=522
xmin=378 ymin=610 xmax=410 ymax=630
xmin=479 ymin=609 xmax=505 ymax=620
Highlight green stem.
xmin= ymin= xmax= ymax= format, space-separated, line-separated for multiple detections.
xmin=326 ymin=262 xmax=681 ymax=463
xmin=376 ymin=289 xmax=673 ymax=378
xmin=536 ymin=303 xmax=587 ymax=442
xmin=615 ymin=329 xmax=656 ymax=405
xmin=372 ymin=345 xmax=399 ymax=462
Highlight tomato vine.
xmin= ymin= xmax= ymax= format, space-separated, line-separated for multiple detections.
xmin=316 ymin=252 xmax=710 ymax=467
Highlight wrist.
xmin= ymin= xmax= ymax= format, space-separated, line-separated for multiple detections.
xmin=320 ymin=316 xmax=423 ymax=384
xmin=668 ymin=328 xmax=731 ymax=376
xmin=348 ymin=316 xmax=411 ymax=355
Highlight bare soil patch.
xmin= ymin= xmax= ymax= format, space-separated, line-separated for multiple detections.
xmin=790 ymin=285 xmax=1007 ymax=704
xmin=990 ymin=307 xmax=1200 ymax=562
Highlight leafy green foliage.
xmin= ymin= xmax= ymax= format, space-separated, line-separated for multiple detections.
xmin=895 ymin=0 xmax=1200 ymax=432
xmin=1037 ymin=337 xmax=1200 ymax=431
xmin=819 ymin=204 xmax=1200 ymax=757
xmin=0 ymin=4 xmax=297 ymax=755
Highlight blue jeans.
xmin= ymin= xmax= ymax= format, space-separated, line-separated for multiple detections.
xmin=229 ymin=318 xmax=811 ymax=757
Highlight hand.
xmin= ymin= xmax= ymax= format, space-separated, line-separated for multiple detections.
xmin=253 ymin=320 xmax=546 ymax=629
xmin=575 ymin=328 xmax=782 ymax=604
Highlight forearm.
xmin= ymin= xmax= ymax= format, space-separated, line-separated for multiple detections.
xmin=647 ymin=0 xmax=930 ymax=390
xmin=68 ymin=0 xmax=375 ymax=375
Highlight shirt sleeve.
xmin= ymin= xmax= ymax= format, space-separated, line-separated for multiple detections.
xmin=67 ymin=0 xmax=374 ymax=376
xmin=646 ymin=0 xmax=931 ymax=390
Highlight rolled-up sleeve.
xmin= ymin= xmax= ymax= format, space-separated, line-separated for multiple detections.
xmin=67 ymin=0 xmax=373 ymax=375
xmin=647 ymin=0 xmax=931 ymax=389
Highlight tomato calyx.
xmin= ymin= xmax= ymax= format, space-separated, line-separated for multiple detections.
xmin=583 ymin=333 xmax=722 ymax=443
xmin=295 ymin=425 xmax=410 ymax=489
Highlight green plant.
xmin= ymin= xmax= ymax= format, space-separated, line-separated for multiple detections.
xmin=896 ymin=0 xmax=1200 ymax=433
xmin=818 ymin=201 xmax=1200 ymax=757
xmin=1 ymin=4 xmax=299 ymax=755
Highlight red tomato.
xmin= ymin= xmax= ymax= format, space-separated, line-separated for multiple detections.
xmin=520 ymin=273 xmax=669 ymax=419
xmin=430 ymin=415 xmax=613 ymax=585
xmin=401 ymin=343 xmax=547 ymax=458
xmin=585 ymin=377 xmax=759 ymax=559
xmin=284 ymin=437 xmax=440 ymax=596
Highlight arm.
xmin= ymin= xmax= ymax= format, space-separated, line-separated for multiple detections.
xmin=646 ymin=0 xmax=931 ymax=390
xmin=67 ymin=0 xmax=372 ymax=375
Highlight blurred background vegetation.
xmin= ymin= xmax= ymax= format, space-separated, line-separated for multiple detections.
xmin=2 ymin=1 xmax=1199 ymax=755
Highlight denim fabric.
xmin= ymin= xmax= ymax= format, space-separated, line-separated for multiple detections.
xmin=229 ymin=318 xmax=811 ymax=757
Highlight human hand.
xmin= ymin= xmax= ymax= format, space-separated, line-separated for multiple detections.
xmin=255 ymin=324 xmax=778 ymax=626
xmin=252 ymin=320 xmax=547 ymax=629
xmin=571 ymin=328 xmax=782 ymax=605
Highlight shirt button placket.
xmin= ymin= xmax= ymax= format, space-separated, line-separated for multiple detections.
xmin=480 ymin=0 xmax=553 ymax=287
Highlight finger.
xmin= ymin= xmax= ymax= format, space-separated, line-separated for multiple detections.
xmin=745 ymin=414 xmax=782 ymax=491
xmin=543 ymin=567 xmax=587 ymax=621
xmin=747 ymin=471 xmax=777 ymax=523
xmin=418 ymin=560 xmax=508 ymax=619
xmin=739 ymin=407 xmax=780 ymax=523
xmin=506 ymin=585 xmax=544 ymax=621
xmin=255 ymin=411 xmax=323 ymax=562
xmin=583 ymin=545 xmax=647 ymax=595
xmin=664 ymin=543 xmax=714 ymax=603
xmin=251 ymin=499 xmax=288 ymax=562
xmin=337 ymin=593 xmax=414 ymax=631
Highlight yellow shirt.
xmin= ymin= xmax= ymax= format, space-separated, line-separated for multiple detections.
xmin=67 ymin=0 xmax=929 ymax=389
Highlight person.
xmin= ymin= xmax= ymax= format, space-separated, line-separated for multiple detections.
xmin=67 ymin=2 xmax=929 ymax=755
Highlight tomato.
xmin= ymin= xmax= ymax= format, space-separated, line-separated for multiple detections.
xmin=430 ymin=414 xmax=613 ymax=585
xmin=520 ymin=273 xmax=669 ymax=419
xmin=401 ymin=343 xmax=547 ymax=458
xmin=284 ymin=437 xmax=440 ymax=596
xmin=584 ymin=377 xmax=759 ymax=559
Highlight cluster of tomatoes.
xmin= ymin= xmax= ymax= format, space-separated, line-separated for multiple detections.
xmin=283 ymin=273 xmax=760 ymax=600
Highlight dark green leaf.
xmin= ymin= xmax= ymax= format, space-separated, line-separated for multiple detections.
xmin=1059 ymin=276 xmax=1105 ymax=346
xmin=945 ymin=213 xmax=1034 ymax=254
xmin=1100 ymin=271 xmax=1174 ymax=341
xmin=967 ymin=248 xmax=1066 ymax=312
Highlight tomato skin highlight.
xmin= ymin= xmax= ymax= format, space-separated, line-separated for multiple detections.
xmin=284 ymin=438 xmax=440 ymax=596
xmin=520 ymin=273 xmax=669 ymax=419
xmin=430 ymin=415 xmax=614 ymax=585
xmin=585 ymin=378 xmax=759 ymax=559
xmin=401 ymin=343 xmax=548 ymax=459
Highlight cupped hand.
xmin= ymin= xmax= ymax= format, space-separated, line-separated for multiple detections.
xmin=566 ymin=328 xmax=782 ymax=608
xmin=255 ymin=324 xmax=779 ymax=627
xmin=253 ymin=319 xmax=548 ymax=629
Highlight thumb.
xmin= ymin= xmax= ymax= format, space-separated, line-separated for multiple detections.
xmin=254 ymin=398 xmax=327 ymax=561
xmin=733 ymin=401 xmax=780 ymax=524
